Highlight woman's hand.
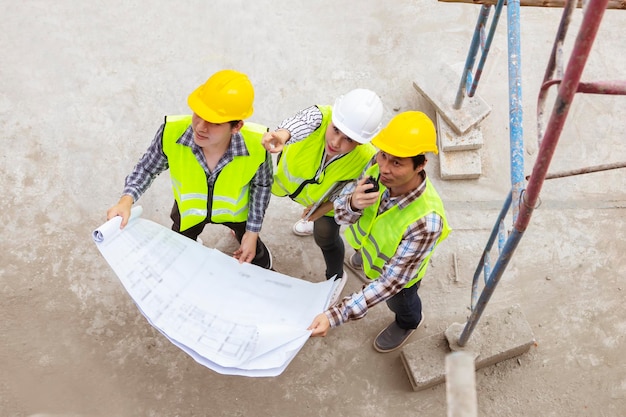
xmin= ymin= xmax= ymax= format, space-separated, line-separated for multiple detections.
xmin=261 ymin=129 xmax=290 ymax=153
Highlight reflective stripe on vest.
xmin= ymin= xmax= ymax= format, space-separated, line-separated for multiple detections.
xmin=162 ymin=115 xmax=268 ymax=231
xmin=272 ymin=105 xmax=377 ymax=212
xmin=345 ymin=165 xmax=451 ymax=288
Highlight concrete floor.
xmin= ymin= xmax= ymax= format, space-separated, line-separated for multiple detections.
xmin=2 ymin=1 xmax=625 ymax=416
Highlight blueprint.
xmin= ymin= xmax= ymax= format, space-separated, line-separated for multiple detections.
xmin=92 ymin=206 xmax=336 ymax=376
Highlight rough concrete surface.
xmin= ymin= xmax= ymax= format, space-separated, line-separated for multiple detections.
xmin=1 ymin=1 xmax=625 ymax=416
xmin=403 ymin=305 xmax=536 ymax=392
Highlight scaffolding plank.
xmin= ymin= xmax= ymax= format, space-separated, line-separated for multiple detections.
xmin=414 ymin=65 xmax=491 ymax=135
xmin=438 ymin=0 xmax=626 ymax=10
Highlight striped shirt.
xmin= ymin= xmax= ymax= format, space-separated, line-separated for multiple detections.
xmin=277 ymin=105 xmax=324 ymax=143
xmin=122 ymin=122 xmax=273 ymax=233
xmin=276 ymin=104 xmax=356 ymax=179
xmin=326 ymin=170 xmax=443 ymax=327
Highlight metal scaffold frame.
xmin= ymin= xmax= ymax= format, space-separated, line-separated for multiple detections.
xmin=451 ymin=0 xmax=626 ymax=347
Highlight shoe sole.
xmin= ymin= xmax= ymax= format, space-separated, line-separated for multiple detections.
xmin=348 ymin=253 xmax=363 ymax=270
xmin=373 ymin=315 xmax=425 ymax=353
xmin=328 ymin=271 xmax=349 ymax=306
xmin=265 ymin=244 xmax=273 ymax=270
xmin=292 ymin=229 xmax=314 ymax=237
xmin=292 ymin=226 xmax=314 ymax=237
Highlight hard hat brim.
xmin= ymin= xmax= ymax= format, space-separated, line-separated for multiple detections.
xmin=332 ymin=116 xmax=375 ymax=144
xmin=372 ymin=132 xmax=439 ymax=157
xmin=187 ymin=86 xmax=253 ymax=124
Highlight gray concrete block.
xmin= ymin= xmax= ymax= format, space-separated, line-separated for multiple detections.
xmin=401 ymin=305 xmax=535 ymax=392
xmin=437 ymin=112 xmax=484 ymax=152
xmin=414 ymin=64 xmax=491 ymax=135
xmin=446 ymin=305 xmax=536 ymax=370
xmin=400 ymin=332 xmax=450 ymax=392
xmin=438 ymin=148 xmax=482 ymax=180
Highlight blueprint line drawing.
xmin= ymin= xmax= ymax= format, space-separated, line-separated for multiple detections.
xmin=92 ymin=207 xmax=336 ymax=376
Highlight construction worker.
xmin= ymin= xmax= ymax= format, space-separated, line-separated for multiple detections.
xmin=307 ymin=111 xmax=451 ymax=352
xmin=261 ymin=89 xmax=383 ymax=303
xmin=106 ymin=70 xmax=274 ymax=269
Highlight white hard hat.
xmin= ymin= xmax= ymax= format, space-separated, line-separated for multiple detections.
xmin=332 ymin=88 xmax=384 ymax=144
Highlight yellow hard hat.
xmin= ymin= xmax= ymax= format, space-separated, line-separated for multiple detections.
xmin=187 ymin=70 xmax=254 ymax=123
xmin=372 ymin=111 xmax=438 ymax=156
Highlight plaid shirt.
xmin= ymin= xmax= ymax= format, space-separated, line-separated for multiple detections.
xmin=122 ymin=122 xmax=273 ymax=233
xmin=326 ymin=170 xmax=443 ymax=327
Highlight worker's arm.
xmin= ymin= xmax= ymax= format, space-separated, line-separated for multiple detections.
xmin=246 ymin=150 xmax=273 ymax=234
xmin=262 ymin=105 xmax=325 ymax=152
xmin=308 ymin=214 xmax=443 ymax=336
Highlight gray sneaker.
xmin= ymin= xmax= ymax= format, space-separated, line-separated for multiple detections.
xmin=348 ymin=251 xmax=363 ymax=270
xmin=373 ymin=315 xmax=424 ymax=353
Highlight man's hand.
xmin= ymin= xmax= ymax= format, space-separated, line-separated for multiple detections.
xmin=308 ymin=313 xmax=331 ymax=337
xmin=350 ymin=176 xmax=380 ymax=211
xmin=261 ymin=129 xmax=290 ymax=153
xmin=233 ymin=231 xmax=259 ymax=264
xmin=106 ymin=195 xmax=134 ymax=229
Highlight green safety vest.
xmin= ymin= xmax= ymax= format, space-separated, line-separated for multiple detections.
xmin=345 ymin=165 xmax=451 ymax=288
xmin=272 ymin=105 xmax=377 ymax=215
xmin=162 ymin=115 xmax=268 ymax=231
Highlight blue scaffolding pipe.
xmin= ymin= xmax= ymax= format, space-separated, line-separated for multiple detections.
xmin=471 ymin=191 xmax=513 ymax=310
xmin=458 ymin=0 xmax=611 ymax=347
xmin=454 ymin=0 xmax=505 ymax=109
xmin=459 ymin=0 xmax=523 ymax=346
xmin=507 ymin=0 xmax=524 ymax=224
xmin=469 ymin=0 xmax=505 ymax=98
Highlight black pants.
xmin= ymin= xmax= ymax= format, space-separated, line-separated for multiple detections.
xmin=386 ymin=282 xmax=423 ymax=329
xmin=169 ymin=202 xmax=272 ymax=269
xmin=313 ymin=215 xmax=345 ymax=279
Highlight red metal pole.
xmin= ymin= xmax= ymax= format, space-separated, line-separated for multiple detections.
xmin=515 ymin=0 xmax=610 ymax=233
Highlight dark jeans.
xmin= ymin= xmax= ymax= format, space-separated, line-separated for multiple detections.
xmin=169 ymin=202 xmax=272 ymax=269
xmin=386 ymin=281 xmax=423 ymax=329
xmin=313 ymin=215 xmax=345 ymax=280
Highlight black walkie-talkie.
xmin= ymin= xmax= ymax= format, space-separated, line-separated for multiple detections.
xmin=364 ymin=176 xmax=379 ymax=193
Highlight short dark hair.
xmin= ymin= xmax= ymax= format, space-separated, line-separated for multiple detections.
xmin=229 ymin=120 xmax=242 ymax=128
xmin=411 ymin=154 xmax=426 ymax=169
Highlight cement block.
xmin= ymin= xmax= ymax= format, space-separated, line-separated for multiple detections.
xmin=445 ymin=305 xmax=536 ymax=371
xmin=437 ymin=112 xmax=484 ymax=152
xmin=401 ymin=305 xmax=535 ymax=392
xmin=413 ymin=64 xmax=491 ymax=135
xmin=438 ymin=147 xmax=482 ymax=180
xmin=400 ymin=332 xmax=451 ymax=392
